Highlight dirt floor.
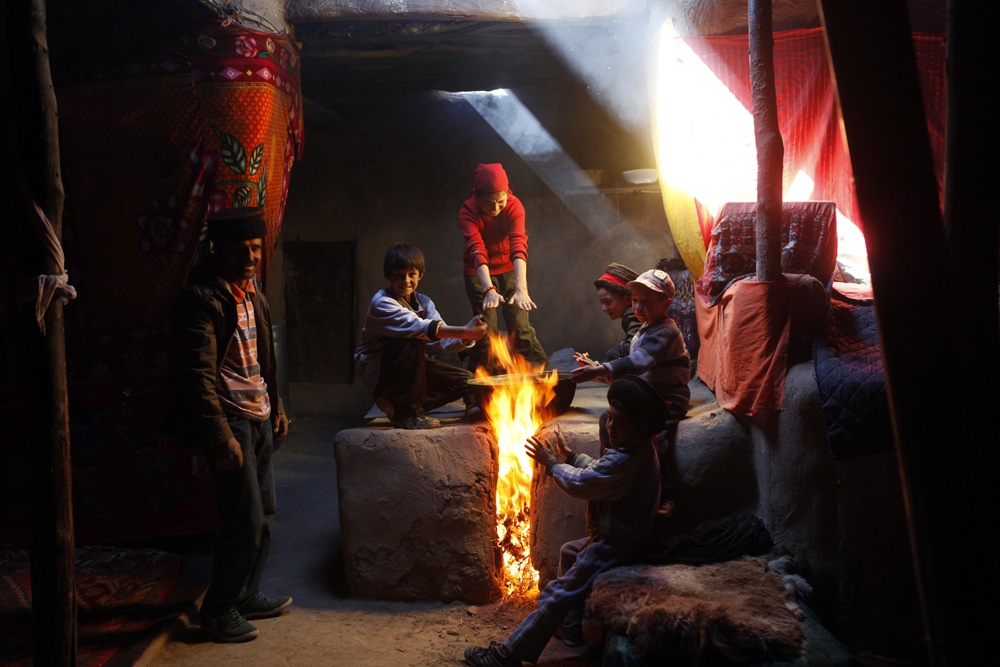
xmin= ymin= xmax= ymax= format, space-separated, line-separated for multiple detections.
xmin=144 ymin=413 xmax=599 ymax=667
xmin=143 ymin=375 xmax=857 ymax=666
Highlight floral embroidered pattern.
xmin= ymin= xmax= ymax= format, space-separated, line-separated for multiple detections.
xmin=234 ymin=35 xmax=260 ymax=58
xmin=137 ymin=195 xmax=195 ymax=264
xmin=209 ymin=126 xmax=267 ymax=210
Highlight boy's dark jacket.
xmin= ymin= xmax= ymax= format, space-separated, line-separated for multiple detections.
xmin=166 ymin=260 xmax=284 ymax=448
xmin=550 ymin=436 xmax=660 ymax=540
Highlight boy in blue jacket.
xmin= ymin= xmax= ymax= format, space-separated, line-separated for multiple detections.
xmin=355 ymin=244 xmax=487 ymax=429
xmin=464 ymin=375 xmax=668 ymax=666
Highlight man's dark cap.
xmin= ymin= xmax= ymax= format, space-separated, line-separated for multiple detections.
xmin=607 ymin=375 xmax=670 ymax=432
xmin=207 ymin=206 xmax=267 ymax=247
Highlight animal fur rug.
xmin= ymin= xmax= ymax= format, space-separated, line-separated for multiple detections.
xmin=586 ymin=557 xmax=806 ymax=665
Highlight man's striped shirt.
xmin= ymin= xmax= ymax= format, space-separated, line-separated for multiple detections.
xmin=216 ymin=279 xmax=271 ymax=421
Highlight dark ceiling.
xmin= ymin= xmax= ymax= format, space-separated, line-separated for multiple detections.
xmin=39 ymin=0 xmax=945 ymax=175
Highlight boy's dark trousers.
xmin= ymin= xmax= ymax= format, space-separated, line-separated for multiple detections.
xmin=200 ymin=415 xmax=275 ymax=617
xmin=502 ymin=533 xmax=645 ymax=663
xmin=375 ymin=337 xmax=474 ymax=419
xmin=464 ymin=271 xmax=549 ymax=372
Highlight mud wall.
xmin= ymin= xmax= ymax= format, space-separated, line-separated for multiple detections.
xmin=272 ymin=94 xmax=677 ymax=416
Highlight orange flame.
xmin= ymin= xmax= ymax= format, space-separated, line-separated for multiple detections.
xmin=476 ymin=333 xmax=558 ymax=599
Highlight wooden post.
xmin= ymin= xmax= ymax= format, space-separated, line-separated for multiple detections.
xmin=819 ymin=1 xmax=998 ymax=664
xmin=749 ymin=0 xmax=783 ymax=282
xmin=944 ymin=0 xmax=1000 ymax=389
xmin=6 ymin=0 xmax=77 ymax=664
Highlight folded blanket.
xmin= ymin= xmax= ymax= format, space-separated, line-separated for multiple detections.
xmin=813 ymin=284 xmax=893 ymax=459
xmin=647 ymin=510 xmax=773 ymax=565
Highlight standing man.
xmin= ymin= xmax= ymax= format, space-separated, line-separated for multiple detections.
xmin=459 ymin=162 xmax=549 ymax=373
xmin=168 ymin=206 xmax=291 ymax=642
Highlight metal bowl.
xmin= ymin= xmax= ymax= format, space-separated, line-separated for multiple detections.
xmin=467 ymin=371 xmax=577 ymax=417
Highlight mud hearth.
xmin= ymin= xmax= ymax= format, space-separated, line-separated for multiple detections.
xmin=334 ymin=424 xmax=500 ymax=603
xmin=333 ymin=410 xmax=603 ymax=603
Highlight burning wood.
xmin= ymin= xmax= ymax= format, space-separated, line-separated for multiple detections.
xmin=475 ymin=333 xmax=558 ymax=600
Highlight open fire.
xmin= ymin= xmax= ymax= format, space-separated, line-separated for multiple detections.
xmin=475 ymin=333 xmax=558 ymax=599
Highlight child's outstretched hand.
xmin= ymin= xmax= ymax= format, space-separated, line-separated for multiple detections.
xmin=510 ymin=287 xmax=536 ymax=311
xmin=482 ymin=288 xmax=504 ymax=310
xmin=573 ymin=352 xmax=601 ymax=368
xmin=526 ymin=426 xmax=571 ymax=469
xmin=570 ymin=364 xmax=607 ymax=384
xmin=525 ymin=433 xmax=557 ymax=469
xmin=551 ymin=425 xmax=571 ymax=458
xmin=466 ymin=315 xmax=488 ymax=340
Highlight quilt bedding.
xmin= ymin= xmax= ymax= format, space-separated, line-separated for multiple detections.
xmin=813 ymin=284 xmax=894 ymax=459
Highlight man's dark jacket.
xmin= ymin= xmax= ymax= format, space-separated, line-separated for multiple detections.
xmin=166 ymin=261 xmax=284 ymax=448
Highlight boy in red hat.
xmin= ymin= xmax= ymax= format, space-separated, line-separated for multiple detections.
xmin=586 ymin=262 xmax=642 ymax=362
xmin=458 ymin=163 xmax=548 ymax=373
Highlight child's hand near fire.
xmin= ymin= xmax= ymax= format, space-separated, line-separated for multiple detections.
xmin=526 ymin=426 xmax=572 ymax=473
xmin=573 ymin=351 xmax=602 ymax=368
xmin=570 ymin=363 xmax=610 ymax=384
xmin=465 ymin=315 xmax=488 ymax=340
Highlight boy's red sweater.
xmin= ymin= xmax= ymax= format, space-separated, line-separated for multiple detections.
xmin=458 ymin=192 xmax=528 ymax=276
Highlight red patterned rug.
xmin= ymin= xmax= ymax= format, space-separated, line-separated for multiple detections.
xmin=0 ymin=546 xmax=184 ymax=666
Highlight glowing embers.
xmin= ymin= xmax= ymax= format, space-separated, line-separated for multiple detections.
xmin=475 ymin=333 xmax=558 ymax=599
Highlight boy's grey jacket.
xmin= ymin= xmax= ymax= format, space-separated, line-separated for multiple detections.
xmin=167 ymin=263 xmax=284 ymax=449
xmin=606 ymin=318 xmax=691 ymax=406
xmin=354 ymin=288 xmax=469 ymax=394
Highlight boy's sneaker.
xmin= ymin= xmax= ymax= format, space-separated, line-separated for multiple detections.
xmin=240 ymin=590 xmax=293 ymax=619
xmin=202 ymin=607 xmax=259 ymax=642
xmin=392 ymin=410 xmax=441 ymax=430
xmin=464 ymin=642 xmax=522 ymax=667
xmin=554 ymin=621 xmax=584 ymax=647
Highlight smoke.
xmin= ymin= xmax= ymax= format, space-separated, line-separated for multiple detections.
xmin=518 ymin=0 xmax=654 ymax=135
xmin=443 ymin=3 xmax=668 ymax=245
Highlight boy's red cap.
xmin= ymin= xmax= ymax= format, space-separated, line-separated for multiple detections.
xmin=473 ymin=163 xmax=509 ymax=193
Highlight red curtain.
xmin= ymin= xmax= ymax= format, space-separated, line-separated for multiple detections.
xmin=0 ymin=20 xmax=304 ymax=547
xmin=58 ymin=22 xmax=303 ymax=331
xmin=683 ymin=28 xmax=946 ymax=233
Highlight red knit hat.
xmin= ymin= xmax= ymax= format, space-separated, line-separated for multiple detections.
xmin=473 ymin=163 xmax=509 ymax=193
xmin=594 ymin=263 xmax=639 ymax=296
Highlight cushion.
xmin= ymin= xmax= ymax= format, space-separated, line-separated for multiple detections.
xmin=697 ymin=201 xmax=838 ymax=306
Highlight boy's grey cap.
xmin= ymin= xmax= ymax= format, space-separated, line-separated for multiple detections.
xmin=627 ymin=269 xmax=675 ymax=299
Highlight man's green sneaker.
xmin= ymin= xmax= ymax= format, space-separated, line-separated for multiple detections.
xmin=202 ymin=607 xmax=259 ymax=642
xmin=240 ymin=590 xmax=293 ymax=619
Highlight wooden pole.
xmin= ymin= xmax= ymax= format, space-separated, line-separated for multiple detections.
xmin=7 ymin=0 xmax=77 ymax=664
xmin=819 ymin=1 xmax=998 ymax=664
xmin=749 ymin=0 xmax=783 ymax=282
